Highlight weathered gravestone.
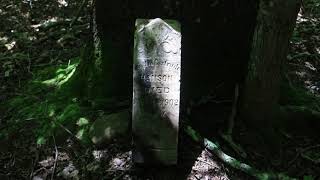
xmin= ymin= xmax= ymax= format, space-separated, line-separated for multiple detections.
xmin=132 ymin=18 xmax=181 ymax=165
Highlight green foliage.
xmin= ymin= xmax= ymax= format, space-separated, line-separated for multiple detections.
xmin=304 ymin=175 xmax=315 ymax=180
xmin=1 ymin=57 xmax=92 ymax=145
xmin=280 ymin=82 xmax=320 ymax=111
xmin=304 ymin=0 xmax=320 ymax=15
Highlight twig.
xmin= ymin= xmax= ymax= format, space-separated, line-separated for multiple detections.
xmin=29 ymin=159 xmax=35 ymax=180
xmin=113 ymin=171 xmax=126 ymax=180
xmin=288 ymin=148 xmax=301 ymax=167
xmin=105 ymin=169 xmax=134 ymax=173
xmin=69 ymin=0 xmax=89 ymax=28
xmin=35 ymin=30 xmax=66 ymax=45
xmin=220 ymin=84 xmax=247 ymax=158
xmin=193 ymin=174 xmax=201 ymax=180
xmin=41 ymin=20 xmax=71 ymax=30
xmin=301 ymin=144 xmax=320 ymax=152
xmin=301 ymin=153 xmax=320 ymax=164
xmin=288 ymin=62 xmax=303 ymax=67
xmin=51 ymin=135 xmax=58 ymax=180
xmin=53 ymin=121 xmax=78 ymax=140
xmin=32 ymin=167 xmax=47 ymax=175
xmin=29 ymin=148 xmax=39 ymax=180
xmin=196 ymin=159 xmax=215 ymax=167
xmin=300 ymin=144 xmax=320 ymax=164
xmin=227 ymin=83 xmax=239 ymax=135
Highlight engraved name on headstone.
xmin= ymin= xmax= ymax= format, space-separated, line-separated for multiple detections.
xmin=132 ymin=18 xmax=181 ymax=165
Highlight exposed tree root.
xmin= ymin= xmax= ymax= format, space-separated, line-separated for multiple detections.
xmin=219 ymin=132 xmax=247 ymax=159
xmin=220 ymin=84 xmax=247 ymax=159
xmin=184 ymin=126 xmax=296 ymax=180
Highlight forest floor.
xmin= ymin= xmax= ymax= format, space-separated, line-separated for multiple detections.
xmin=0 ymin=0 xmax=320 ymax=180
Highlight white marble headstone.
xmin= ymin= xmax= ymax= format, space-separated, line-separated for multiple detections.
xmin=132 ymin=18 xmax=181 ymax=165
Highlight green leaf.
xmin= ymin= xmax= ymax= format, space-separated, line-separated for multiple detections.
xmin=76 ymin=129 xmax=85 ymax=140
xmin=37 ymin=136 xmax=46 ymax=145
xmin=4 ymin=70 xmax=10 ymax=77
xmin=304 ymin=175 xmax=314 ymax=180
xmin=77 ymin=117 xmax=89 ymax=126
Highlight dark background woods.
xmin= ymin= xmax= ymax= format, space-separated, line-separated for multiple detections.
xmin=95 ymin=0 xmax=258 ymax=101
xmin=0 ymin=0 xmax=320 ymax=179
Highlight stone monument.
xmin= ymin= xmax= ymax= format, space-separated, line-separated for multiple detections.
xmin=132 ymin=18 xmax=181 ymax=165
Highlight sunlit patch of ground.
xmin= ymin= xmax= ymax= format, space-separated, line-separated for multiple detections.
xmin=0 ymin=0 xmax=90 ymax=179
xmin=187 ymin=150 xmax=230 ymax=180
xmin=29 ymin=143 xmax=240 ymax=180
xmin=0 ymin=0 xmax=90 ymax=102
xmin=288 ymin=2 xmax=320 ymax=95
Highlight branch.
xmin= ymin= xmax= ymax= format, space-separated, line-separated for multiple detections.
xmin=69 ymin=0 xmax=89 ymax=28
xmin=51 ymin=135 xmax=58 ymax=180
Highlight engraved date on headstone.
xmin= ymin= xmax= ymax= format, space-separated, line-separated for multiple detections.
xmin=132 ymin=18 xmax=181 ymax=165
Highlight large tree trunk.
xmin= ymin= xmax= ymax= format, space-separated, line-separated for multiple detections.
xmin=82 ymin=0 xmax=174 ymax=107
xmin=77 ymin=0 xmax=257 ymax=109
xmin=241 ymin=0 xmax=301 ymax=151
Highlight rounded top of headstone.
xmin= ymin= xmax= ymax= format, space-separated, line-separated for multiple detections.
xmin=136 ymin=18 xmax=180 ymax=34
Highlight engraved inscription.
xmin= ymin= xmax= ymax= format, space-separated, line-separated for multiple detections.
xmin=145 ymin=87 xmax=170 ymax=94
xmin=132 ymin=18 xmax=181 ymax=165
xmin=154 ymin=98 xmax=179 ymax=107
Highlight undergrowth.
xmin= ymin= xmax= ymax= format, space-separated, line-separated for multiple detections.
xmin=1 ymin=57 xmax=92 ymax=145
xmin=280 ymin=82 xmax=320 ymax=111
xmin=2 ymin=57 xmax=320 ymax=147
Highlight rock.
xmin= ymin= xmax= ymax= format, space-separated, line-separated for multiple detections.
xmin=32 ymin=176 xmax=44 ymax=180
xmin=58 ymin=163 xmax=79 ymax=180
xmin=86 ymin=162 xmax=100 ymax=172
xmin=89 ymin=109 xmax=130 ymax=146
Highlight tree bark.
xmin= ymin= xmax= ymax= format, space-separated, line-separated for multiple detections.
xmin=241 ymin=0 xmax=301 ymax=150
